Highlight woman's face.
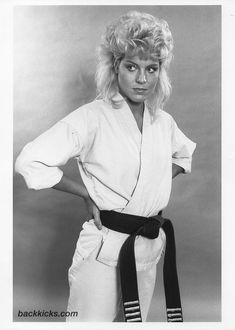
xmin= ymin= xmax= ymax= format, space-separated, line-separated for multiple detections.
xmin=116 ymin=53 xmax=160 ymax=104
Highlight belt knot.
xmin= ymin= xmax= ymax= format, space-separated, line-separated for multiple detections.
xmin=137 ymin=218 xmax=160 ymax=239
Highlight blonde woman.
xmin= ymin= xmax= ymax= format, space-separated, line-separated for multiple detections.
xmin=15 ymin=11 xmax=196 ymax=322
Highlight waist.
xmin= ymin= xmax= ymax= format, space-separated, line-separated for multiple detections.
xmin=100 ymin=210 xmax=164 ymax=239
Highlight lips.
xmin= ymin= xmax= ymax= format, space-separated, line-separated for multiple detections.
xmin=133 ymin=88 xmax=147 ymax=93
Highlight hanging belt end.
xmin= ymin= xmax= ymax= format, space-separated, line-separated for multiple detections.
xmin=167 ymin=307 xmax=183 ymax=322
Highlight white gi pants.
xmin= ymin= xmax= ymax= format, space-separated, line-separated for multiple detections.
xmin=66 ymin=241 xmax=157 ymax=322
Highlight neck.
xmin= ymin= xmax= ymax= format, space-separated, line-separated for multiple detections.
xmin=124 ymin=98 xmax=144 ymax=117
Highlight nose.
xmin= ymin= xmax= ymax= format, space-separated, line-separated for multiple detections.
xmin=136 ymin=70 xmax=147 ymax=84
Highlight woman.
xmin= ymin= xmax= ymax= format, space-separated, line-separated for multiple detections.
xmin=15 ymin=11 xmax=196 ymax=322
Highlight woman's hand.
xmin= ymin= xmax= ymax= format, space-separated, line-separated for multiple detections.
xmin=84 ymin=196 xmax=102 ymax=230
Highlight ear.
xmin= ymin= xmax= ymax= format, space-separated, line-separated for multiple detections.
xmin=114 ymin=58 xmax=120 ymax=74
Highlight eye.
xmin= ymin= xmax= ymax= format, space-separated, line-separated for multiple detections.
xmin=147 ymin=66 xmax=159 ymax=73
xmin=126 ymin=64 xmax=136 ymax=72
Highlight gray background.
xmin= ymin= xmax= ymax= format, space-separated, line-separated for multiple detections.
xmin=13 ymin=5 xmax=221 ymax=322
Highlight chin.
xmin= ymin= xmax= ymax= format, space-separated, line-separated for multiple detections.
xmin=131 ymin=96 xmax=147 ymax=104
xmin=127 ymin=93 xmax=147 ymax=103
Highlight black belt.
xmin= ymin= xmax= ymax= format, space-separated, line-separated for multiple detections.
xmin=100 ymin=210 xmax=183 ymax=322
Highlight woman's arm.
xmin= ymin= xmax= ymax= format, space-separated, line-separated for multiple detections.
xmin=15 ymin=119 xmax=102 ymax=230
xmin=172 ymin=163 xmax=184 ymax=179
xmin=52 ymin=175 xmax=102 ymax=230
xmin=171 ymin=117 xmax=196 ymax=174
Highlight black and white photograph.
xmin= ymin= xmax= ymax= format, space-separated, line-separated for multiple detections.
xmin=12 ymin=4 xmax=221 ymax=323
xmin=1 ymin=0 xmax=234 ymax=328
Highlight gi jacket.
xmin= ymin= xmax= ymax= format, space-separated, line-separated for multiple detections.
xmin=15 ymin=93 xmax=196 ymax=271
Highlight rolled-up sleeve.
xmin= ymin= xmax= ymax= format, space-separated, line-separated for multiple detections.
xmin=171 ymin=118 xmax=196 ymax=174
xmin=15 ymin=119 xmax=84 ymax=190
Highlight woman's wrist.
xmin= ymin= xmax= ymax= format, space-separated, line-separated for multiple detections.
xmin=81 ymin=189 xmax=90 ymax=200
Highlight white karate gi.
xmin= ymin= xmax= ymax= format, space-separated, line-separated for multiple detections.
xmin=15 ymin=93 xmax=196 ymax=321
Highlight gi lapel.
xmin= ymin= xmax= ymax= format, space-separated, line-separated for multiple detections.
xmin=122 ymin=104 xmax=171 ymax=217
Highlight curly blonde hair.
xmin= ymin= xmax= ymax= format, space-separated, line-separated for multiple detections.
xmin=95 ymin=11 xmax=174 ymax=118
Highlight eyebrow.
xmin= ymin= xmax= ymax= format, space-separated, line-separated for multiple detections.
xmin=124 ymin=60 xmax=159 ymax=67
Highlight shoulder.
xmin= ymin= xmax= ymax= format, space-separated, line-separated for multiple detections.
xmin=155 ymin=109 xmax=176 ymax=128
xmin=157 ymin=109 xmax=174 ymax=121
xmin=59 ymin=98 xmax=107 ymax=130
